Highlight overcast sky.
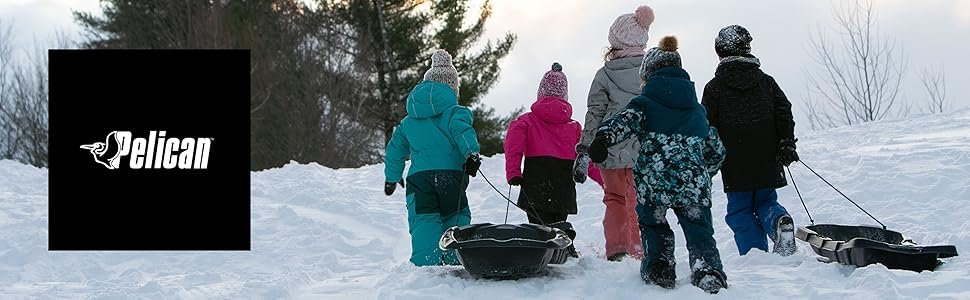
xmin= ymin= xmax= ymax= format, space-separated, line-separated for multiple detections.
xmin=471 ymin=0 xmax=970 ymax=132
xmin=2 ymin=0 xmax=968 ymax=132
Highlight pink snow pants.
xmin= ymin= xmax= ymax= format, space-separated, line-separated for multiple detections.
xmin=601 ymin=168 xmax=643 ymax=258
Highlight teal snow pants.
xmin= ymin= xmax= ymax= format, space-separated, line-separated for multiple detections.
xmin=405 ymin=170 xmax=472 ymax=266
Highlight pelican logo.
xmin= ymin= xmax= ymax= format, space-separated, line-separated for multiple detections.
xmin=80 ymin=131 xmax=212 ymax=170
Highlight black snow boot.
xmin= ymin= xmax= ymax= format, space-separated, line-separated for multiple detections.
xmin=567 ymin=244 xmax=580 ymax=258
xmin=772 ymin=215 xmax=796 ymax=256
xmin=691 ymin=268 xmax=727 ymax=294
xmin=607 ymin=252 xmax=627 ymax=262
xmin=643 ymin=260 xmax=676 ymax=289
xmin=548 ymin=222 xmax=579 ymax=258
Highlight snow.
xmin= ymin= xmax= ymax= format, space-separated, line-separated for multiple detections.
xmin=2 ymin=110 xmax=970 ymax=299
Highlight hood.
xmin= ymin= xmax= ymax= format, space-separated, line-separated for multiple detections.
xmin=639 ymin=66 xmax=697 ymax=109
xmin=603 ymin=56 xmax=643 ymax=95
xmin=530 ymin=96 xmax=573 ymax=124
xmin=406 ymin=80 xmax=458 ymax=119
xmin=715 ymin=59 xmax=763 ymax=90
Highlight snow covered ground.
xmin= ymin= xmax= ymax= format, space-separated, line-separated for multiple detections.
xmin=2 ymin=110 xmax=970 ymax=299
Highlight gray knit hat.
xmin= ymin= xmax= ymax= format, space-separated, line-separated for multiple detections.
xmin=639 ymin=36 xmax=681 ymax=80
xmin=423 ymin=49 xmax=460 ymax=93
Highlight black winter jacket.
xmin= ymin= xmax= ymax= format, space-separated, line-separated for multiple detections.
xmin=702 ymin=58 xmax=795 ymax=192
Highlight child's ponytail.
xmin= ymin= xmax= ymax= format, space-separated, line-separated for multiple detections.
xmin=604 ymin=47 xmax=622 ymax=62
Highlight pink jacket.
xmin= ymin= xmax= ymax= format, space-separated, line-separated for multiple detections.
xmin=504 ymin=96 xmax=604 ymax=186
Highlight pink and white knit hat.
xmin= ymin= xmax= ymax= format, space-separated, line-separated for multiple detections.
xmin=537 ymin=63 xmax=568 ymax=100
xmin=608 ymin=5 xmax=655 ymax=57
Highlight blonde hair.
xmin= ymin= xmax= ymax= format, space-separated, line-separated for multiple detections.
xmin=604 ymin=47 xmax=622 ymax=62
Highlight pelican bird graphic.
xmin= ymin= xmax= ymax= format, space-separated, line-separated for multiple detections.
xmin=80 ymin=131 xmax=122 ymax=169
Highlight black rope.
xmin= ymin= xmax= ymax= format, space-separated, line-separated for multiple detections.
xmin=526 ymin=201 xmax=547 ymax=226
xmin=786 ymin=166 xmax=814 ymax=226
xmin=798 ymin=160 xmax=886 ymax=230
xmin=478 ymin=169 xmax=545 ymax=224
xmin=504 ymin=185 xmax=511 ymax=224
xmin=455 ymin=174 xmax=463 ymax=228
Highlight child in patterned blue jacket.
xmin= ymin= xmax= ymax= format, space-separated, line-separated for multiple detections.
xmin=589 ymin=36 xmax=728 ymax=294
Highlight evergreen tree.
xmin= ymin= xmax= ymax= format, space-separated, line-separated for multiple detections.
xmin=335 ymin=0 xmax=516 ymax=156
xmin=73 ymin=0 xmax=518 ymax=170
xmin=75 ymin=0 xmax=379 ymax=170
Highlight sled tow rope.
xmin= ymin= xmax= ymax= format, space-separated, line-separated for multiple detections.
xmin=478 ymin=169 xmax=546 ymax=224
xmin=786 ymin=166 xmax=814 ymax=226
xmin=505 ymin=185 xmax=512 ymax=224
xmin=790 ymin=160 xmax=886 ymax=230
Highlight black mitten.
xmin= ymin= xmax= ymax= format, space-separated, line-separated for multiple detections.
xmin=589 ymin=136 xmax=609 ymax=164
xmin=384 ymin=180 xmax=405 ymax=196
xmin=508 ymin=176 xmax=524 ymax=186
xmin=777 ymin=138 xmax=800 ymax=167
xmin=464 ymin=153 xmax=482 ymax=177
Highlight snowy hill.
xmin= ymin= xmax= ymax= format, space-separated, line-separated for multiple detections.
xmin=2 ymin=110 xmax=970 ymax=299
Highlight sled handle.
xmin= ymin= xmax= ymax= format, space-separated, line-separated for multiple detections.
xmin=439 ymin=227 xmax=572 ymax=250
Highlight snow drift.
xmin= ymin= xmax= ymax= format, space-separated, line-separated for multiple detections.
xmin=1 ymin=110 xmax=969 ymax=299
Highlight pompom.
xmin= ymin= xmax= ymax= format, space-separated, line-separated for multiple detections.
xmin=658 ymin=36 xmax=678 ymax=52
xmin=551 ymin=62 xmax=562 ymax=72
xmin=430 ymin=49 xmax=453 ymax=67
xmin=634 ymin=5 xmax=655 ymax=28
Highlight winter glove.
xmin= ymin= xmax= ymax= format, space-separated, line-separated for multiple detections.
xmin=508 ymin=176 xmax=524 ymax=186
xmin=384 ymin=180 xmax=405 ymax=196
xmin=776 ymin=138 xmax=800 ymax=167
xmin=464 ymin=153 xmax=482 ymax=177
xmin=589 ymin=135 xmax=609 ymax=164
xmin=573 ymin=153 xmax=590 ymax=184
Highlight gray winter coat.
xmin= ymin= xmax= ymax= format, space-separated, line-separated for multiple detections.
xmin=580 ymin=56 xmax=642 ymax=169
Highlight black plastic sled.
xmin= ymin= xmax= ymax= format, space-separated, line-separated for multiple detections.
xmin=439 ymin=222 xmax=574 ymax=279
xmin=796 ymin=224 xmax=959 ymax=272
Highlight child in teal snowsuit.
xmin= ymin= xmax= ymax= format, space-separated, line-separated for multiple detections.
xmin=590 ymin=36 xmax=728 ymax=294
xmin=384 ymin=50 xmax=482 ymax=266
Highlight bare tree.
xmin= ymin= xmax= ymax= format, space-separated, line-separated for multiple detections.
xmin=920 ymin=65 xmax=947 ymax=114
xmin=0 ymin=20 xmax=71 ymax=167
xmin=805 ymin=0 xmax=907 ymax=130
xmin=0 ymin=20 xmax=14 ymax=160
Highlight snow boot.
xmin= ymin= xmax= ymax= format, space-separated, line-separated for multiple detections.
xmin=691 ymin=268 xmax=727 ymax=294
xmin=643 ymin=260 xmax=676 ymax=289
xmin=607 ymin=252 xmax=627 ymax=262
xmin=548 ymin=221 xmax=579 ymax=258
xmin=772 ymin=215 xmax=796 ymax=256
xmin=567 ymin=244 xmax=580 ymax=258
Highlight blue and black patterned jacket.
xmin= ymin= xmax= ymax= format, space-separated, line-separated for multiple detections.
xmin=597 ymin=66 xmax=726 ymax=207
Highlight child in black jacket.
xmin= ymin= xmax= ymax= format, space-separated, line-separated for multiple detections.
xmin=701 ymin=25 xmax=800 ymax=257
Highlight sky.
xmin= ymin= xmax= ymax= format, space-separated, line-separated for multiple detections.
xmin=1 ymin=0 xmax=968 ymax=133
xmin=0 ymin=0 xmax=99 ymax=47
xmin=468 ymin=0 xmax=970 ymax=132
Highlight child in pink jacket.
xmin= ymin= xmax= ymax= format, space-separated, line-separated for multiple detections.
xmin=504 ymin=63 xmax=603 ymax=257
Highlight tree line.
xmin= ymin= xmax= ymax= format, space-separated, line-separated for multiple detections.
xmin=1 ymin=0 xmax=955 ymax=168
xmin=69 ymin=0 xmax=519 ymax=170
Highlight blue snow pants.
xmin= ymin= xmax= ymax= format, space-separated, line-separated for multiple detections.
xmin=725 ymin=188 xmax=790 ymax=255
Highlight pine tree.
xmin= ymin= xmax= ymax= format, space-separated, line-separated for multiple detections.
xmin=73 ymin=0 xmax=518 ymax=170
xmin=336 ymin=0 xmax=517 ymax=156
xmin=74 ymin=0 xmax=379 ymax=170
